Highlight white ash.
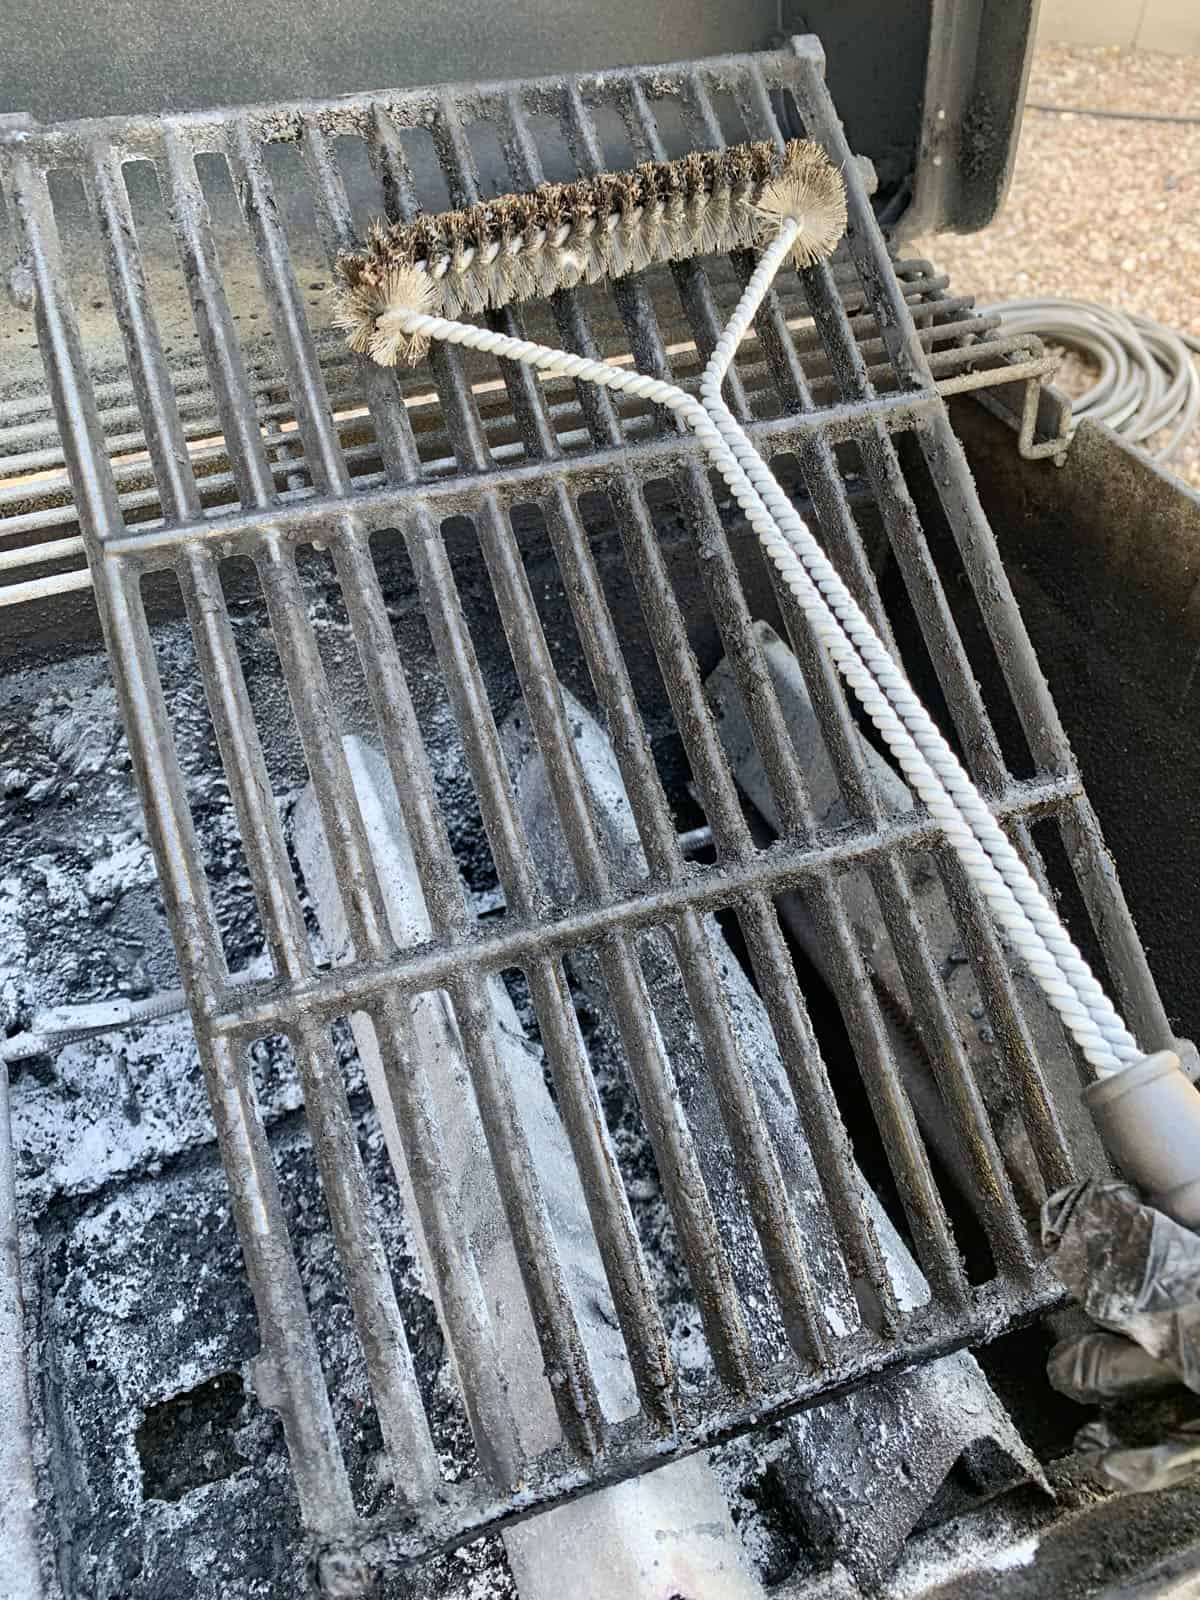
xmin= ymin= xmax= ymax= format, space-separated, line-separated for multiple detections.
xmin=885 ymin=1506 xmax=1043 ymax=1598
xmin=0 ymin=543 xmax=1059 ymax=1599
xmin=0 ymin=612 xmax=511 ymax=1598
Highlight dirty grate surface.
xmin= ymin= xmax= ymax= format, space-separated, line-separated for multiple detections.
xmin=0 ymin=248 xmax=1062 ymax=614
xmin=0 ymin=35 xmax=1173 ymax=1594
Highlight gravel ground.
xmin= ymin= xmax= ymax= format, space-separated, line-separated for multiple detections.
xmin=911 ymin=43 xmax=1200 ymax=488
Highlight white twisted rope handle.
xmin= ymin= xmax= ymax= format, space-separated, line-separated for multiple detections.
xmin=698 ymin=225 xmax=1140 ymax=1074
xmin=377 ymin=259 xmax=1139 ymax=1075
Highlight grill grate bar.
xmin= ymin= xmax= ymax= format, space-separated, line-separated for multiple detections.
xmin=251 ymin=222 xmax=677 ymax=1424
xmin=434 ymin=96 xmax=565 ymax=465
xmin=485 ymin=72 xmax=897 ymax=1330
xmin=207 ymin=778 xmax=1081 ymax=1038
xmin=268 ymin=529 xmax=606 ymax=1464
xmin=668 ymin=490 xmax=970 ymax=1300
xmin=225 ymin=105 xmax=617 ymax=1461
xmin=90 ymin=123 xmax=475 ymax=1501
xmin=323 ymin=1266 xmax=1066 ymax=1579
xmin=726 ymin=56 xmax=1050 ymax=1264
xmin=465 ymin=72 xmax=836 ymax=1364
xmin=564 ymin=82 xmax=681 ymax=434
xmin=163 ymin=114 xmax=537 ymax=1484
xmin=944 ymin=849 xmax=1079 ymax=1191
xmin=85 ymin=145 xmax=204 ymax=525
xmin=680 ymin=71 xmax=799 ymax=381
xmin=379 ymin=88 xmax=770 ymax=1393
xmin=6 ymin=149 xmax=358 ymax=1532
xmin=405 ymin=495 xmax=760 ymax=1393
xmin=85 ymin=385 xmax=943 ymax=565
xmin=0 ymin=267 xmax=985 ymax=468
xmin=550 ymin=85 xmax=869 ymax=1355
xmin=362 ymin=986 xmax=531 ymax=1483
xmin=543 ymin=478 xmax=899 ymax=1331
xmin=622 ymin=79 xmax=753 ymax=427
xmin=613 ymin=71 xmax=976 ymax=1304
xmin=337 ymin=511 xmax=681 ymax=1427
xmin=299 ymin=122 xmax=427 ymax=487
xmin=160 ymin=131 xmax=276 ymax=511
xmin=368 ymin=92 xmax=762 ymax=1391
xmin=502 ymin=90 xmax=894 ymax=1354
xmin=382 ymin=90 xmax=761 ymax=1388
xmin=182 ymin=554 xmax=443 ymax=1495
xmin=378 ymin=93 xmax=761 ymax=1398
xmin=788 ymin=314 xmax=1078 ymax=1191
xmin=756 ymin=347 xmax=1039 ymax=1270
xmin=800 ymin=42 xmax=1171 ymax=1056
xmin=482 ymin=484 xmax=830 ymax=1367
xmin=228 ymin=122 xmax=351 ymax=498
xmin=669 ymin=66 xmax=978 ymax=1302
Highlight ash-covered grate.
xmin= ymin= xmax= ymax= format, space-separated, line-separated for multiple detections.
xmin=0 ymin=35 xmax=1174 ymax=1594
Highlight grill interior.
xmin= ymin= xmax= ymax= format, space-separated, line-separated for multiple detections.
xmin=0 ymin=36 xmax=1176 ymax=1597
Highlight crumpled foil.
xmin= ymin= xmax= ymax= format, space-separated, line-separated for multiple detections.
xmin=1042 ymin=1178 xmax=1200 ymax=1491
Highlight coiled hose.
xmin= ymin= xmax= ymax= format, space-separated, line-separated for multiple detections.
xmin=986 ymin=297 xmax=1200 ymax=464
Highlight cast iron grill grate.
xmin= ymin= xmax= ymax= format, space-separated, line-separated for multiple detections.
xmin=0 ymin=35 xmax=1171 ymax=1593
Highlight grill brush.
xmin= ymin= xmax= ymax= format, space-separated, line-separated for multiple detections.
xmin=333 ymin=134 xmax=1200 ymax=1222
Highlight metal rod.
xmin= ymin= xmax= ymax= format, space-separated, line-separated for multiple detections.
xmin=316 ymin=1264 xmax=1068 ymax=1587
xmin=402 ymin=498 xmax=759 ymax=1398
xmin=793 ymin=44 xmax=1174 ymax=1060
xmin=96 ymin=127 xmax=460 ymax=1495
xmin=92 ymin=177 xmax=443 ymax=1470
xmin=539 ymin=82 xmax=882 ymax=1362
xmin=363 ymin=101 xmax=760 ymax=1396
xmin=209 ymin=777 xmax=1080 ymax=1041
xmin=735 ymin=58 xmax=1052 ymax=1264
xmin=181 ymin=553 xmax=441 ymax=1500
xmin=0 ymin=1059 xmax=44 ymax=1600
xmin=88 ymin=385 xmax=941 ymax=566
xmin=594 ymin=79 xmax=932 ymax=1316
xmin=159 ymin=130 xmax=276 ymax=511
xmin=481 ymin=483 xmax=828 ymax=1367
xmin=226 ymin=117 xmax=609 ymax=1462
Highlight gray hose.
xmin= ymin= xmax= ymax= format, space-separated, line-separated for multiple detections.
xmin=985 ymin=297 xmax=1200 ymax=464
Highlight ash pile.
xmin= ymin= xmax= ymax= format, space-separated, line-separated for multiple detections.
xmin=0 ymin=537 xmax=1142 ymax=1600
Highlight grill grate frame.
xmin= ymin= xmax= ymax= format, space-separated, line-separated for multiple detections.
xmin=0 ymin=36 xmax=1171 ymax=1592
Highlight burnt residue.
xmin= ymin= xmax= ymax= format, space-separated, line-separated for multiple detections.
xmin=960 ymin=92 xmax=1001 ymax=186
xmin=137 ymin=1372 xmax=248 ymax=1504
xmin=0 ymin=586 xmax=486 ymax=1596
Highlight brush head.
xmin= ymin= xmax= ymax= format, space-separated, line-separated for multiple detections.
xmin=334 ymin=138 xmax=845 ymax=367
xmin=754 ymin=139 xmax=849 ymax=268
xmin=332 ymin=249 xmax=440 ymax=366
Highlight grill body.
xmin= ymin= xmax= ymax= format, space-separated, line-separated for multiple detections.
xmin=0 ymin=0 xmax=1038 ymax=235
xmin=0 ymin=36 xmax=1174 ymax=1594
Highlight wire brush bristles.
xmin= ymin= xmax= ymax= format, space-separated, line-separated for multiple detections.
xmin=334 ymin=139 xmax=845 ymax=366
xmin=755 ymin=139 xmax=848 ymax=268
xmin=337 ymin=257 xmax=440 ymax=365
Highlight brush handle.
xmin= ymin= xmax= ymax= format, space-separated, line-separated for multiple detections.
xmin=1085 ymin=1052 xmax=1200 ymax=1227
